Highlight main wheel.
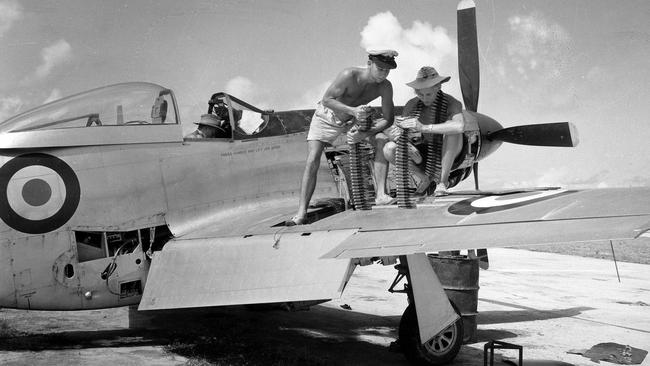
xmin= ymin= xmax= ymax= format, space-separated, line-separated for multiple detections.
xmin=398 ymin=303 xmax=463 ymax=365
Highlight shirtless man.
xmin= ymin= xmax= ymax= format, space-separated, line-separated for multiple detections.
xmin=287 ymin=50 xmax=397 ymax=225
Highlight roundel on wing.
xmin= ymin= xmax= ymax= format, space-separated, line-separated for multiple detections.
xmin=0 ymin=153 xmax=80 ymax=234
xmin=448 ymin=189 xmax=572 ymax=216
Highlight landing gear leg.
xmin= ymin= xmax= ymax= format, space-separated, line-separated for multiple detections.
xmin=390 ymin=255 xmax=463 ymax=366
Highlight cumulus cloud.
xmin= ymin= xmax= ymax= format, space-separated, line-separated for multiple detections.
xmin=224 ymin=76 xmax=272 ymax=107
xmin=225 ymin=76 xmax=255 ymax=99
xmin=0 ymin=0 xmax=22 ymax=37
xmin=360 ymin=12 xmax=458 ymax=105
xmin=288 ymin=81 xmax=329 ymax=110
xmin=0 ymin=96 xmax=23 ymax=122
xmin=224 ymin=76 xmax=274 ymax=133
xmin=35 ymin=39 xmax=73 ymax=79
xmin=264 ymin=12 xmax=458 ymax=111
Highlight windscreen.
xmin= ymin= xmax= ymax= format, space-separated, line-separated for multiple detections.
xmin=0 ymin=82 xmax=178 ymax=133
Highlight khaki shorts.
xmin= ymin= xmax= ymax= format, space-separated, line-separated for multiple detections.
xmin=307 ymin=102 xmax=354 ymax=144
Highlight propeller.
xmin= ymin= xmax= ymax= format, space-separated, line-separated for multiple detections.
xmin=457 ymin=0 xmax=480 ymax=189
xmin=457 ymin=0 xmax=479 ymax=114
xmin=487 ymin=122 xmax=579 ymax=147
xmin=458 ymin=0 xmax=489 ymax=269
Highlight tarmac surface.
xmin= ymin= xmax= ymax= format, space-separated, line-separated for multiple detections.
xmin=0 ymin=248 xmax=648 ymax=366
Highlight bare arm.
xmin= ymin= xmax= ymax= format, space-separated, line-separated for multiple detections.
xmin=397 ymin=97 xmax=464 ymax=134
xmin=347 ymin=82 xmax=395 ymax=143
xmin=321 ymin=69 xmax=368 ymax=119
xmin=368 ymin=81 xmax=394 ymax=133
xmin=396 ymin=112 xmax=465 ymax=134
xmin=419 ymin=112 xmax=465 ymax=134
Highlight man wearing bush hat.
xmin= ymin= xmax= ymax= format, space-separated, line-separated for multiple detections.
xmin=388 ymin=65 xmax=465 ymax=196
xmin=185 ymin=114 xmax=230 ymax=139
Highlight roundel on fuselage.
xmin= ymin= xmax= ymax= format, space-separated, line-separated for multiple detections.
xmin=0 ymin=153 xmax=80 ymax=234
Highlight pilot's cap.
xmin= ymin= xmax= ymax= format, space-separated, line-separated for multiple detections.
xmin=194 ymin=114 xmax=222 ymax=128
xmin=406 ymin=66 xmax=450 ymax=89
xmin=367 ymin=49 xmax=398 ymax=69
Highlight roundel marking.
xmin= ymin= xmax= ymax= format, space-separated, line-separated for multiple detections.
xmin=470 ymin=189 xmax=568 ymax=208
xmin=448 ymin=189 xmax=573 ymax=216
xmin=7 ymin=165 xmax=67 ymax=221
xmin=22 ymin=178 xmax=52 ymax=206
xmin=0 ymin=153 xmax=80 ymax=234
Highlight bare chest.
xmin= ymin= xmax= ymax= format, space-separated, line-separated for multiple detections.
xmin=340 ymin=82 xmax=382 ymax=106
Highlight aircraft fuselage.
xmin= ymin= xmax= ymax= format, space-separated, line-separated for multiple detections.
xmin=0 ymin=83 xmax=507 ymax=311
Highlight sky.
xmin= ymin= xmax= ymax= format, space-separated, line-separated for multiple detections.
xmin=1 ymin=0 xmax=649 ymax=190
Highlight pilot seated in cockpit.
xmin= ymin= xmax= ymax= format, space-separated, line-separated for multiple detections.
xmin=185 ymin=114 xmax=231 ymax=139
xmin=213 ymin=100 xmax=242 ymax=125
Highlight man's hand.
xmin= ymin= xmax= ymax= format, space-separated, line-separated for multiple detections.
xmin=395 ymin=116 xmax=421 ymax=130
xmin=370 ymin=117 xmax=387 ymax=131
xmin=347 ymin=125 xmax=368 ymax=144
xmin=351 ymin=105 xmax=371 ymax=120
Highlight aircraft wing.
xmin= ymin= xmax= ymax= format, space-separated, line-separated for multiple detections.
xmin=140 ymin=187 xmax=650 ymax=311
xmin=316 ymin=187 xmax=650 ymax=259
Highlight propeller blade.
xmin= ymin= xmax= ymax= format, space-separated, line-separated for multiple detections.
xmin=472 ymin=162 xmax=479 ymax=190
xmin=457 ymin=0 xmax=479 ymax=112
xmin=487 ymin=122 xmax=579 ymax=147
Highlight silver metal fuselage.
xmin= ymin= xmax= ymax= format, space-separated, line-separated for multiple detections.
xmin=0 ymin=126 xmax=340 ymax=310
xmin=0 ymin=106 xmax=504 ymax=311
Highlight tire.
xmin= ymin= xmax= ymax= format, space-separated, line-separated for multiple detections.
xmin=398 ymin=303 xmax=463 ymax=366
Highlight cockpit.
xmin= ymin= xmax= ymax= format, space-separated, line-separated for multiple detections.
xmin=0 ymin=82 xmax=312 ymax=149
xmin=0 ymin=82 xmax=181 ymax=149
xmin=184 ymin=92 xmax=276 ymax=141
xmin=0 ymin=82 xmax=178 ymax=133
xmin=184 ymin=92 xmax=311 ymax=141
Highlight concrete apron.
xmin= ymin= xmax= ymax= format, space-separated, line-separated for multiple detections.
xmin=329 ymin=247 xmax=650 ymax=365
xmin=0 ymin=248 xmax=647 ymax=366
xmin=474 ymin=247 xmax=650 ymax=365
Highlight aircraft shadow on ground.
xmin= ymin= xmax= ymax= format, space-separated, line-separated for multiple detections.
xmin=477 ymin=299 xmax=594 ymax=325
xmin=473 ymin=328 xmax=519 ymax=343
xmin=0 ymin=305 xmax=409 ymax=366
xmin=0 ymin=303 xmax=593 ymax=365
xmin=0 ymin=329 xmax=171 ymax=351
xmin=134 ymin=305 xmax=411 ymax=366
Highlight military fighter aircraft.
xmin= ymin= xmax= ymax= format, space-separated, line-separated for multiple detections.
xmin=0 ymin=1 xmax=649 ymax=365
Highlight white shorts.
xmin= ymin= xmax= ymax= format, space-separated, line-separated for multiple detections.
xmin=307 ymin=102 xmax=353 ymax=144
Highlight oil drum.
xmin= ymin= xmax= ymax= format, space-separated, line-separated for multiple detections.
xmin=428 ymin=254 xmax=479 ymax=343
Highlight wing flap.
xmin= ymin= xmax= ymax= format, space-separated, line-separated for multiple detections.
xmin=139 ymin=229 xmax=357 ymax=310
